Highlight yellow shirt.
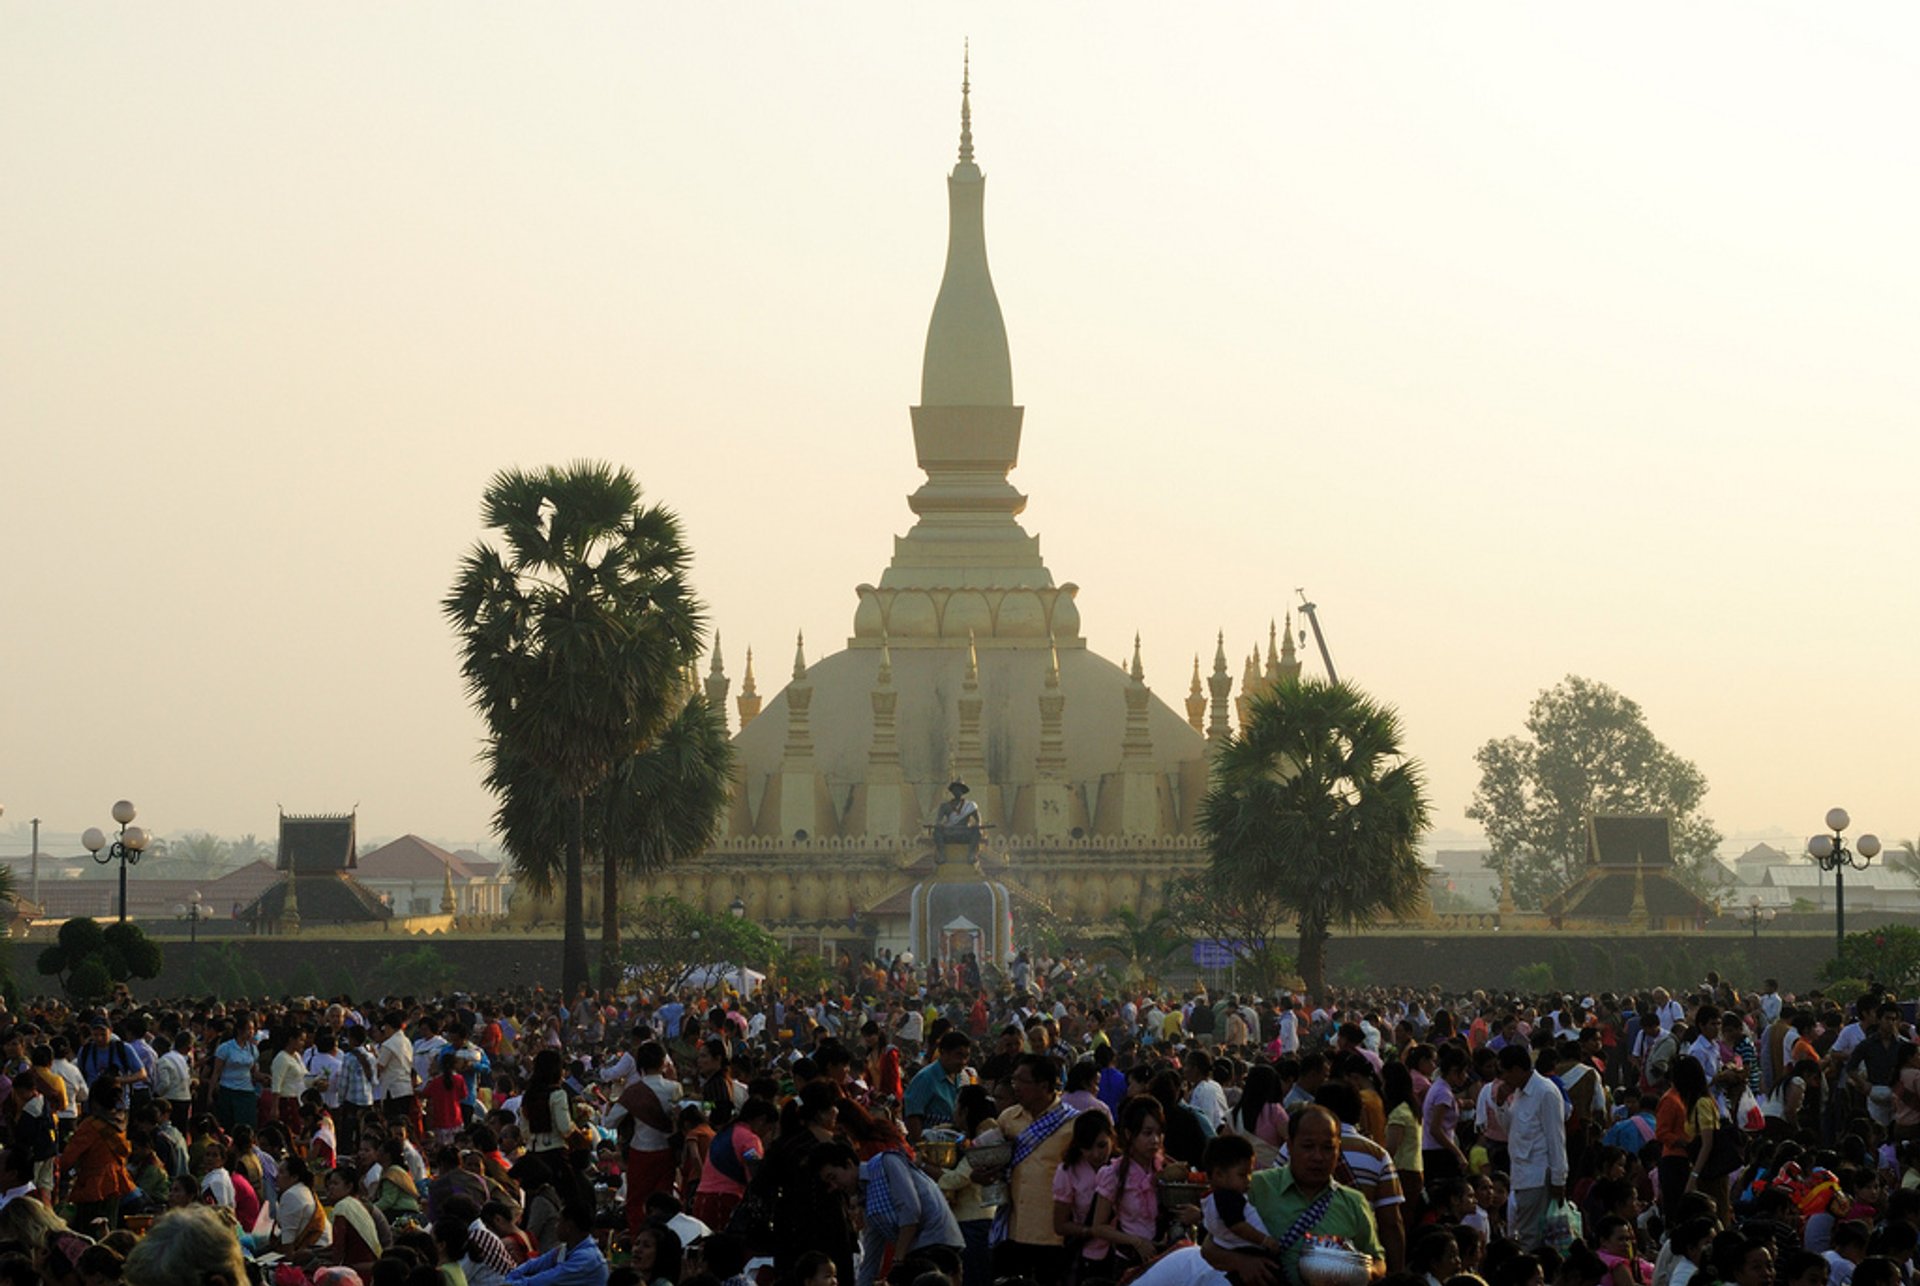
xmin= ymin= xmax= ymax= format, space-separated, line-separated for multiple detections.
xmin=995 ymin=1101 xmax=1073 ymax=1246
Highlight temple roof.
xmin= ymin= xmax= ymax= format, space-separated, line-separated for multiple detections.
xmin=1586 ymin=815 xmax=1672 ymax=869
xmin=278 ymin=813 xmax=357 ymax=874
xmin=242 ymin=873 xmax=391 ymax=924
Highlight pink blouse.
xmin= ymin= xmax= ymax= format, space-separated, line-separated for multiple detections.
xmin=1051 ymin=1159 xmax=1103 ymax=1222
xmin=1085 ymin=1154 xmax=1161 ymax=1260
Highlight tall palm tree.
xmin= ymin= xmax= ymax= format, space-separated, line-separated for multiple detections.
xmin=492 ymin=692 xmax=735 ymax=988
xmin=1201 ymin=678 xmax=1430 ymax=1000
xmin=445 ymin=462 xmax=703 ymax=996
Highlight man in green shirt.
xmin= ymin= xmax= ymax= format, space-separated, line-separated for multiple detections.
xmin=1203 ymin=1105 xmax=1386 ymax=1286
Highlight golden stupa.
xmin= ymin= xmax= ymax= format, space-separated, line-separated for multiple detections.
xmin=611 ymin=61 xmax=1303 ymax=963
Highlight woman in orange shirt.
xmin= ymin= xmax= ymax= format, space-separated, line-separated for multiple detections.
xmin=60 ymin=1074 xmax=133 ymax=1232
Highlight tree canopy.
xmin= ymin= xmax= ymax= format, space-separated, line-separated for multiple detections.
xmin=1466 ymin=675 xmax=1724 ymax=909
xmin=1200 ymin=677 xmax=1430 ymax=999
xmin=445 ymin=461 xmax=715 ymax=996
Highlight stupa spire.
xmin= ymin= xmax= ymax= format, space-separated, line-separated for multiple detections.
xmin=1185 ymin=654 xmax=1206 ymax=733
xmin=878 ymin=51 xmax=1053 ymax=604
xmin=1278 ymin=610 xmax=1302 ymax=682
xmin=1264 ymin=620 xmax=1282 ymax=685
xmin=867 ymin=633 xmax=901 ymax=783
xmin=704 ymin=633 xmax=730 ymax=726
xmin=954 ymin=629 xmax=988 ymax=796
xmin=1120 ymin=634 xmax=1154 ymax=767
xmin=1206 ymin=630 xmax=1234 ymax=743
xmin=736 ymin=647 xmax=762 ymax=729
xmin=958 ymin=40 xmax=974 ymax=165
xmin=782 ymin=633 xmax=815 ymax=768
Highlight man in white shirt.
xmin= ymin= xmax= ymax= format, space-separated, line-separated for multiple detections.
xmin=605 ymin=1041 xmax=681 ymax=1232
xmin=1759 ymin=982 xmax=1784 ymax=1026
xmin=304 ymin=1032 xmax=346 ymax=1110
xmin=411 ymin=1017 xmax=449 ymax=1085
xmin=1653 ymin=989 xmax=1686 ymax=1032
xmin=1685 ymin=1008 xmax=1723 ymax=1080
xmin=1186 ymin=1053 xmax=1229 ymax=1132
xmin=50 ymin=1039 xmax=86 ymax=1125
xmin=375 ymin=1011 xmax=417 ymax=1132
xmin=153 ymin=1033 xmax=196 ymax=1110
xmin=1497 ymin=1044 xmax=1569 ymax=1252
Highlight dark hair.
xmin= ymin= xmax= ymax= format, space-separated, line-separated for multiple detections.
xmin=1062 ymin=1111 xmax=1114 ymax=1166
xmin=1497 ymin=1044 xmax=1534 ymax=1073
xmin=1233 ymin=1063 xmax=1283 ymax=1139
xmin=1671 ymin=1054 xmax=1709 ymax=1107
xmin=1383 ymin=1061 xmax=1416 ymax=1115
xmin=636 ymin=1217 xmax=685 ymax=1282
xmin=1312 ymin=1079 xmax=1362 ymax=1126
xmin=1201 ymin=1133 xmax=1256 ymax=1174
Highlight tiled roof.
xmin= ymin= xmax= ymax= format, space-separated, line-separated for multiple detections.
xmin=1586 ymin=815 xmax=1672 ymax=869
xmin=240 ymin=873 xmax=392 ymax=924
xmin=1547 ymin=869 xmax=1711 ymax=918
xmin=356 ymin=835 xmax=481 ymax=881
xmin=278 ymin=814 xmax=357 ymax=874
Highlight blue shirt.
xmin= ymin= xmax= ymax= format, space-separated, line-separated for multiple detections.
xmin=858 ymin=1152 xmax=964 ymax=1286
xmin=903 ymin=1063 xmax=960 ymax=1128
xmin=658 ymin=1002 xmax=685 ymax=1041
xmin=215 ymin=1039 xmax=258 ymax=1091
xmin=505 ymin=1236 xmax=608 ymax=1286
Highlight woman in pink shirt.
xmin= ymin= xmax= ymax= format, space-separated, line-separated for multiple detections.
xmin=1088 ymin=1097 xmax=1196 ymax=1273
xmin=1052 ymin=1113 xmax=1116 ymax=1265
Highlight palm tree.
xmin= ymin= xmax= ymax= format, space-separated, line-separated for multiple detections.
xmin=493 ymin=691 xmax=735 ymax=988
xmin=445 ymin=462 xmax=704 ymax=996
xmin=1094 ymin=906 xmax=1183 ymax=988
xmin=1200 ymin=678 xmax=1430 ymax=1000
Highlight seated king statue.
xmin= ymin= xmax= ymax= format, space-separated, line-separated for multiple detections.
xmin=933 ymin=779 xmax=982 ymax=860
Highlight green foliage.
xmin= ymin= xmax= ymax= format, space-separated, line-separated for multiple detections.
xmin=1331 ymin=959 xmax=1373 ymax=988
xmin=1164 ymin=871 xmax=1297 ymax=997
xmin=57 ymin=917 xmax=106 ymax=959
xmin=1092 ymin=906 xmax=1185 ymax=989
xmin=66 ymin=959 xmax=112 ymax=1001
xmin=1511 ymin=962 xmax=1557 ymax=991
xmin=1615 ymin=952 xmax=1649 ymax=988
xmin=1201 ymin=678 xmax=1431 ymax=999
xmin=1824 ymin=925 xmax=1920 ymax=991
xmin=775 ymin=949 xmax=836 ymax=999
xmin=39 ymin=917 xmax=162 ymax=999
xmin=187 ymin=943 xmax=268 ymax=1001
xmin=102 ymin=922 xmax=163 ymax=979
xmin=445 ymin=461 xmax=711 ymax=997
xmin=372 ymin=946 xmax=458 ymax=998
xmin=620 ymin=895 xmax=782 ymax=995
xmin=1466 ymin=676 xmax=1724 ymax=909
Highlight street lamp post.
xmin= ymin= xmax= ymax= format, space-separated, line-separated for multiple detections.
xmin=180 ymin=891 xmax=206 ymax=945
xmin=1743 ymin=895 xmax=1777 ymax=942
xmin=81 ymin=799 xmax=152 ymax=924
xmin=1808 ymin=807 xmax=1881 ymax=952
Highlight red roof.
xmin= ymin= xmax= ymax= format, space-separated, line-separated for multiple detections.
xmin=355 ymin=834 xmax=486 ymax=881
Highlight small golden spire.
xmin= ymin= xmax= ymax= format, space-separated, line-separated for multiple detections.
xmin=958 ymin=40 xmax=974 ymax=166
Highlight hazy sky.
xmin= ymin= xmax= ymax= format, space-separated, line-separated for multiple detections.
xmin=4 ymin=4 xmax=1916 ymax=860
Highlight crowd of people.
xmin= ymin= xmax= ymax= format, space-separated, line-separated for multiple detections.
xmin=0 ymin=954 xmax=1914 ymax=1286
